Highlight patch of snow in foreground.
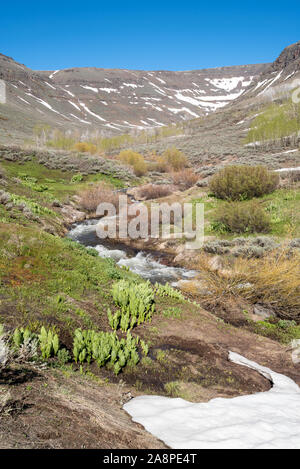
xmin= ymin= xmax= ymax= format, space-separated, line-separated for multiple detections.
xmin=124 ymin=352 xmax=300 ymax=449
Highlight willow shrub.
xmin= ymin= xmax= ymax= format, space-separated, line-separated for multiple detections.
xmin=162 ymin=147 xmax=188 ymax=171
xmin=209 ymin=165 xmax=279 ymax=201
xmin=118 ymin=150 xmax=147 ymax=176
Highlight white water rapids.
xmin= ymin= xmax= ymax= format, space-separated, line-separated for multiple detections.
xmin=67 ymin=219 xmax=196 ymax=284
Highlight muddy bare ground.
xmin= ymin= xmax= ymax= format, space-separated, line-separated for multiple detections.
xmin=0 ymin=365 xmax=166 ymax=449
xmin=1 ymin=305 xmax=299 ymax=449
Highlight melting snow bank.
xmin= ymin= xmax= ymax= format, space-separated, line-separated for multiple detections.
xmin=124 ymin=352 xmax=300 ymax=449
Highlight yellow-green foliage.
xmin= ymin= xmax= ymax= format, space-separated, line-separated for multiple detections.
xmin=210 ymin=165 xmax=279 ymax=201
xmin=246 ymin=100 xmax=300 ymax=145
xmin=73 ymin=329 xmax=140 ymax=374
xmin=155 ymin=282 xmax=185 ymax=300
xmin=13 ymin=327 xmax=36 ymax=348
xmin=46 ymin=130 xmax=75 ymax=150
xmin=38 ymin=326 xmax=60 ymax=359
xmin=98 ymin=134 xmax=134 ymax=152
xmin=118 ymin=150 xmax=147 ymax=176
xmin=32 ymin=123 xmax=185 ymax=155
xmin=153 ymin=155 xmax=169 ymax=172
xmin=111 ymin=280 xmax=155 ymax=331
xmin=12 ymin=326 xmax=59 ymax=359
xmin=73 ymin=142 xmax=97 ymax=154
xmin=162 ymin=147 xmax=188 ymax=171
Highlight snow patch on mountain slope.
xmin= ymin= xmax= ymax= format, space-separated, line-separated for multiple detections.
xmin=49 ymin=70 xmax=60 ymax=79
xmin=79 ymin=102 xmax=106 ymax=121
xmin=81 ymin=85 xmax=99 ymax=93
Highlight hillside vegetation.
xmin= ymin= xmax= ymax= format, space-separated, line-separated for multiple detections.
xmin=246 ymin=97 xmax=300 ymax=147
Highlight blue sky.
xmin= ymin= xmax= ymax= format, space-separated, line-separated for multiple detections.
xmin=1 ymin=0 xmax=300 ymax=71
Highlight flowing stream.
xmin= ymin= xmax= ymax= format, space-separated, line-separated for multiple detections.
xmin=67 ymin=219 xmax=196 ymax=285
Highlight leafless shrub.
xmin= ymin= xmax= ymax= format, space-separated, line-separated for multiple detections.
xmin=172 ymin=169 xmax=198 ymax=190
xmin=139 ymin=184 xmax=173 ymax=200
xmin=79 ymin=184 xmax=120 ymax=213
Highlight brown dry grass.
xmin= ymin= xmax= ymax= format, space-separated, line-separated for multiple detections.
xmin=192 ymin=247 xmax=300 ymax=320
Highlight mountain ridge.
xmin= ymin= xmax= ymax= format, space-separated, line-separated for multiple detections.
xmin=0 ymin=41 xmax=300 ymax=145
xmin=0 ymin=52 xmax=267 ymax=142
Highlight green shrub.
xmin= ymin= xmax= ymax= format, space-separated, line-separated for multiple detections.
xmin=71 ymin=173 xmax=83 ymax=183
xmin=13 ymin=327 xmax=37 ymax=349
xmin=213 ymin=201 xmax=271 ymax=234
xmin=57 ymin=348 xmax=71 ymax=365
xmin=105 ymin=258 xmax=122 ymax=279
xmin=164 ymin=381 xmax=181 ymax=397
xmin=209 ymin=165 xmax=279 ymax=201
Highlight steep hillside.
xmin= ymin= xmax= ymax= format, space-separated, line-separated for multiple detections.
xmin=238 ymin=41 xmax=300 ymax=100
xmin=39 ymin=64 xmax=264 ymax=127
xmin=0 ymin=52 xmax=266 ymax=143
xmin=130 ymin=42 xmax=300 ymax=172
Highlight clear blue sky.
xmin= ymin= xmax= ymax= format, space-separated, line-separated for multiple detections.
xmin=1 ymin=0 xmax=300 ymax=71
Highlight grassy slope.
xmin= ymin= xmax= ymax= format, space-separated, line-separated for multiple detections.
xmin=1 ymin=158 xmax=124 ymax=202
xmin=192 ymin=187 xmax=300 ymax=238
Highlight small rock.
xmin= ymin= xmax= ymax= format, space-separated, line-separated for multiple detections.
xmin=253 ymin=304 xmax=275 ymax=320
xmin=120 ymin=392 xmax=133 ymax=405
xmin=51 ymin=200 xmax=63 ymax=208
xmin=209 ymin=255 xmax=223 ymax=271
xmin=196 ymin=179 xmax=209 ymax=187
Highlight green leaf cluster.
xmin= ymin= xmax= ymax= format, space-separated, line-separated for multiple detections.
xmin=73 ymin=328 xmax=140 ymax=375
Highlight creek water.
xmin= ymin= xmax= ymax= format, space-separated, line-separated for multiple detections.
xmin=67 ymin=219 xmax=196 ymax=285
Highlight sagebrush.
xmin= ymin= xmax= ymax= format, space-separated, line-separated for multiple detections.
xmin=209 ymin=165 xmax=279 ymax=201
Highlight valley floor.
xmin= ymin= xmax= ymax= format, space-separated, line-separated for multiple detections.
xmin=0 ymin=144 xmax=299 ymax=449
